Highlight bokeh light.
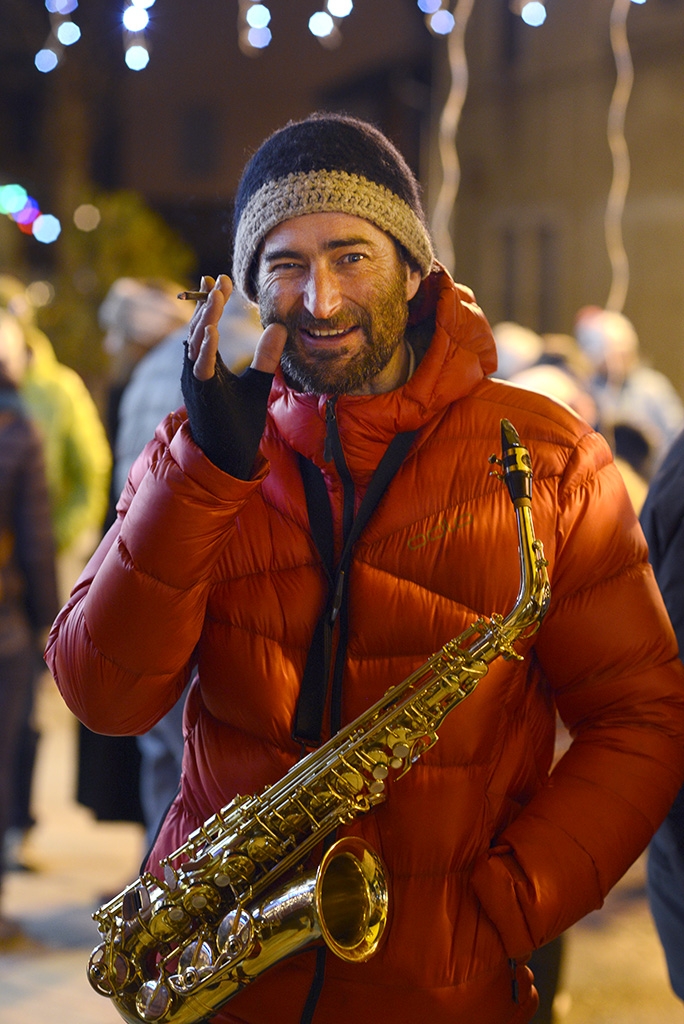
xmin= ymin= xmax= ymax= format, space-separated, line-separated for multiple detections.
xmin=32 ymin=214 xmax=62 ymax=244
xmin=45 ymin=0 xmax=78 ymax=13
xmin=73 ymin=203 xmax=101 ymax=231
xmin=0 ymin=185 xmax=28 ymax=215
xmin=125 ymin=44 xmax=150 ymax=70
xmin=309 ymin=11 xmax=335 ymax=36
xmin=123 ymin=5 xmax=149 ymax=32
xmin=35 ymin=48 xmax=59 ymax=73
xmin=131 ymin=0 xmax=156 ymax=7
xmin=26 ymin=281 xmax=55 ymax=308
xmin=430 ymin=9 xmax=455 ymax=34
xmin=521 ymin=2 xmax=547 ymax=26
xmin=327 ymin=0 xmax=353 ymax=16
xmin=417 ymin=0 xmax=442 ymax=13
xmin=12 ymin=197 xmax=41 ymax=226
xmin=56 ymin=21 xmax=81 ymax=45
xmin=246 ymin=4 xmax=271 ymax=29
xmin=247 ymin=26 xmax=272 ymax=48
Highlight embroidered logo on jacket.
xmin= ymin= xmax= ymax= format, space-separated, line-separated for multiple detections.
xmin=407 ymin=513 xmax=473 ymax=550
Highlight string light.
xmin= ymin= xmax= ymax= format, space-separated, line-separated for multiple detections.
xmin=430 ymin=0 xmax=475 ymax=271
xmin=238 ymin=1 xmax=273 ymax=55
xmin=418 ymin=0 xmax=457 ymax=36
xmin=123 ymin=6 xmax=150 ymax=32
xmin=605 ymin=0 xmax=634 ymax=312
xmin=34 ymin=0 xmax=82 ymax=73
xmin=520 ymin=2 xmax=547 ymax=27
xmin=309 ymin=12 xmax=335 ymax=37
xmin=122 ymin=0 xmax=154 ymax=70
xmin=429 ymin=9 xmax=456 ymax=34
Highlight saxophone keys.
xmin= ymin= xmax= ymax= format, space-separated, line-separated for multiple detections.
xmin=217 ymin=907 xmax=253 ymax=960
xmin=247 ymin=835 xmax=280 ymax=862
xmin=391 ymin=742 xmax=410 ymax=760
xmin=182 ymin=884 xmax=220 ymax=916
xmin=169 ymin=944 xmax=217 ymax=994
xmin=87 ymin=942 xmax=131 ymax=994
xmin=163 ymin=863 xmax=179 ymax=890
xmin=121 ymin=882 xmax=151 ymax=921
xmin=215 ymin=853 xmax=256 ymax=888
xmin=371 ymin=764 xmax=388 ymax=780
xmin=335 ymin=768 xmax=365 ymax=795
xmin=135 ymin=979 xmax=173 ymax=1021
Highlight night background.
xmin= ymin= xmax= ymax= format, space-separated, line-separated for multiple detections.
xmin=2 ymin=0 xmax=683 ymax=403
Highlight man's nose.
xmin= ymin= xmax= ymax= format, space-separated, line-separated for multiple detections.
xmin=303 ymin=265 xmax=341 ymax=319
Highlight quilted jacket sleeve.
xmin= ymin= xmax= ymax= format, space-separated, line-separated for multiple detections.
xmin=45 ymin=411 xmax=266 ymax=735
xmin=470 ymin=428 xmax=684 ymax=957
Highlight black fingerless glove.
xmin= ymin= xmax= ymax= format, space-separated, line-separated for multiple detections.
xmin=181 ymin=342 xmax=274 ymax=480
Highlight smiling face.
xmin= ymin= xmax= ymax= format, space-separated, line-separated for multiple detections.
xmin=255 ymin=212 xmax=422 ymax=395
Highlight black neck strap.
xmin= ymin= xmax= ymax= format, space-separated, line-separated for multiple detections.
xmin=293 ymin=429 xmax=417 ymax=745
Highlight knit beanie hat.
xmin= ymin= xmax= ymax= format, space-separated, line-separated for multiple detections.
xmin=232 ymin=112 xmax=435 ymax=300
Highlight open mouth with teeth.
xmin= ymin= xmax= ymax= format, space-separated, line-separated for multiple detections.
xmin=300 ymin=323 xmax=359 ymax=342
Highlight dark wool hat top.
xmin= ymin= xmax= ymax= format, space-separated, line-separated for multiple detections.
xmin=232 ymin=113 xmax=435 ymax=299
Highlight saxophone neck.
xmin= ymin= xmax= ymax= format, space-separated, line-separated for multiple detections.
xmin=489 ymin=418 xmax=550 ymax=632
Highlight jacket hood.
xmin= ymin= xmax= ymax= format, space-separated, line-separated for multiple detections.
xmin=266 ymin=266 xmax=497 ymax=467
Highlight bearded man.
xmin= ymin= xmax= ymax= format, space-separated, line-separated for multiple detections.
xmin=47 ymin=114 xmax=684 ymax=1024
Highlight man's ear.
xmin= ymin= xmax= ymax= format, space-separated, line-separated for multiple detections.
xmin=406 ymin=265 xmax=422 ymax=302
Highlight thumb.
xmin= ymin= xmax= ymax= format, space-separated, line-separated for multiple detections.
xmin=251 ymin=322 xmax=288 ymax=375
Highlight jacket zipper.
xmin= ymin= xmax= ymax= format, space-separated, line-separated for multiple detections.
xmin=509 ymin=957 xmax=520 ymax=1004
xmin=323 ymin=396 xmax=355 ymax=737
xmin=323 ymin=397 xmax=355 ymax=545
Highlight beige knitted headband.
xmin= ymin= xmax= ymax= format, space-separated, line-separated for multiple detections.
xmin=233 ymin=168 xmax=435 ymax=300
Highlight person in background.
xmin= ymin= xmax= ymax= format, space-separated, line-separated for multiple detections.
xmin=0 ymin=310 xmax=58 ymax=943
xmin=113 ymin=287 xmax=261 ymax=848
xmin=0 ymin=276 xmax=111 ymax=864
xmin=491 ymin=321 xmax=543 ymax=381
xmin=47 ymin=113 xmax=684 ymax=1024
xmin=498 ymin=324 xmax=648 ymax=516
xmin=574 ymin=306 xmax=684 ymax=480
xmin=0 ymin=276 xmax=110 ymax=872
xmin=0 ymin=276 xmax=111 ymax=596
xmin=639 ymin=427 xmax=684 ymax=1002
xmin=76 ymin=278 xmax=193 ymax=851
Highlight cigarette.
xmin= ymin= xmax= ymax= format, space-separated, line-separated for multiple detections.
xmin=177 ymin=290 xmax=210 ymax=302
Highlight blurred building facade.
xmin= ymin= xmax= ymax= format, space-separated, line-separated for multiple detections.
xmin=1 ymin=0 xmax=683 ymax=394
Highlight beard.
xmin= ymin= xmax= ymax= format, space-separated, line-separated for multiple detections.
xmin=258 ymin=266 xmax=410 ymax=395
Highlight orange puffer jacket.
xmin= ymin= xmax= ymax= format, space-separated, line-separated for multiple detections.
xmin=47 ymin=269 xmax=684 ymax=1024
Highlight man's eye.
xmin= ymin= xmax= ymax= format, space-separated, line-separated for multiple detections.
xmin=340 ymin=253 xmax=365 ymax=264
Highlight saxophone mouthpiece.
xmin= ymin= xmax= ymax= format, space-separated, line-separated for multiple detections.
xmin=500 ymin=418 xmax=533 ymax=506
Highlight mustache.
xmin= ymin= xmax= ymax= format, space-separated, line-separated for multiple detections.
xmin=280 ymin=314 xmax=365 ymax=337
xmin=260 ymin=304 xmax=368 ymax=337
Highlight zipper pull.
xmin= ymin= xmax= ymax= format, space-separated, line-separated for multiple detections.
xmin=323 ymin=397 xmax=337 ymax=463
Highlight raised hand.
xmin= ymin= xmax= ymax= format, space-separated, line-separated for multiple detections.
xmin=181 ymin=275 xmax=287 ymax=480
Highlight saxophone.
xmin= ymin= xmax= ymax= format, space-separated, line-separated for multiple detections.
xmin=88 ymin=418 xmax=550 ymax=1024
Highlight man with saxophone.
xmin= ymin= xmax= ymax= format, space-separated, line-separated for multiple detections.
xmin=46 ymin=114 xmax=684 ymax=1024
